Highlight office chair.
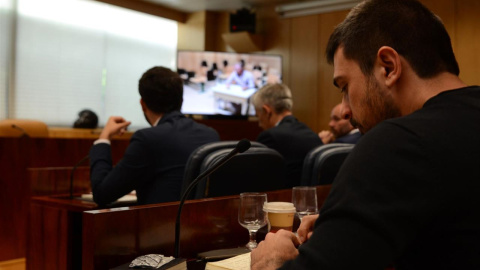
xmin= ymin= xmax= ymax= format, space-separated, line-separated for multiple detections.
xmin=301 ymin=143 xmax=353 ymax=186
xmin=181 ymin=140 xmax=266 ymax=199
xmin=0 ymin=119 xmax=49 ymax=138
xmin=312 ymin=144 xmax=355 ymax=186
xmin=193 ymin=147 xmax=287 ymax=199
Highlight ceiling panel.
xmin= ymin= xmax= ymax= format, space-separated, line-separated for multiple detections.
xmin=143 ymin=0 xmax=308 ymax=13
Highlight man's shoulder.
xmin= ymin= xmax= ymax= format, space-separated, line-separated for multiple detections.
xmin=264 ymin=118 xmax=321 ymax=145
xmin=278 ymin=116 xmax=317 ymax=135
xmin=335 ymin=131 xmax=362 ymax=144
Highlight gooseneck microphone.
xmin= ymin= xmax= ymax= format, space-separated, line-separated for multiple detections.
xmin=11 ymin=124 xmax=30 ymax=138
xmin=174 ymin=139 xmax=251 ymax=258
xmin=69 ymin=155 xmax=89 ymax=199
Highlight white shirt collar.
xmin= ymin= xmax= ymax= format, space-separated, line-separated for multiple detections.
xmin=348 ymin=128 xmax=360 ymax=135
xmin=152 ymin=116 xmax=162 ymax=127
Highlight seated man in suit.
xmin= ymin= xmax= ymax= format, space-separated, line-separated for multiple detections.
xmin=252 ymin=83 xmax=323 ymax=187
xmin=89 ymin=66 xmax=220 ymax=206
xmin=318 ymin=103 xmax=361 ymax=144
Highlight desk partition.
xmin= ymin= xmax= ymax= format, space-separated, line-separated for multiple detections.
xmin=27 ymin=186 xmax=331 ymax=270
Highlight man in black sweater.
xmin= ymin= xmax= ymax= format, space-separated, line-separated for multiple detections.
xmin=252 ymin=83 xmax=323 ymax=187
xmin=251 ymin=0 xmax=480 ymax=269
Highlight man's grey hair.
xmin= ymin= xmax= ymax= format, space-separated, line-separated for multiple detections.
xmin=252 ymin=83 xmax=293 ymax=113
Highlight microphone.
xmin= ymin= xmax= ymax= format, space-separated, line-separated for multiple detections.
xmin=11 ymin=124 xmax=30 ymax=138
xmin=69 ymin=155 xmax=89 ymax=199
xmin=174 ymin=139 xmax=251 ymax=258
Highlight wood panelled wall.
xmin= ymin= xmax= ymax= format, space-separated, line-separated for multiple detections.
xmin=199 ymin=0 xmax=480 ymax=133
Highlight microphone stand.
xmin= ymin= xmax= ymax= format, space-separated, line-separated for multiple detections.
xmin=174 ymin=139 xmax=251 ymax=258
xmin=11 ymin=124 xmax=30 ymax=138
xmin=69 ymin=155 xmax=89 ymax=199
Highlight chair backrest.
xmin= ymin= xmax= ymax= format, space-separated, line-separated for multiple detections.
xmin=312 ymin=145 xmax=355 ymax=186
xmin=0 ymin=119 xmax=49 ymax=138
xmin=193 ymin=147 xmax=287 ymax=199
xmin=181 ymin=140 xmax=266 ymax=199
xmin=301 ymin=143 xmax=352 ymax=186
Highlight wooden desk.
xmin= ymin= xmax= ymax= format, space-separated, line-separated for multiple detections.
xmin=212 ymin=85 xmax=256 ymax=115
xmin=0 ymin=137 xmax=129 ymax=262
xmin=2 ymin=123 xmax=262 ymax=262
xmin=48 ymin=127 xmax=133 ymax=139
xmin=27 ymin=186 xmax=331 ymax=270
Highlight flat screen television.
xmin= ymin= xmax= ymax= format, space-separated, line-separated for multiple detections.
xmin=177 ymin=50 xmax=282 ymax=118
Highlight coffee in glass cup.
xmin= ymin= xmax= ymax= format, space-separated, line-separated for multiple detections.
xmin=263 ymin=202 xmax=296 ymax=233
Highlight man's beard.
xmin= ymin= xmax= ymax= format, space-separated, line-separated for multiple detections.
xmin=352 ymin=76 xmax=402 ymax=134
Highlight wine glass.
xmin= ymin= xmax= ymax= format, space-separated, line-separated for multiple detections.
xmin=292 ymin=186 xmax=318 ymax=222
xmin=238 ymin=192 xmax=268 ymax=250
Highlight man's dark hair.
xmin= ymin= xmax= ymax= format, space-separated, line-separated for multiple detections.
xmin=138 ymin=66 xmax=183 ymax=114
xmin=73 ymin=109 xmax=98 ymax=129
xmin=326 ymin=0 xmax=459 ymax=78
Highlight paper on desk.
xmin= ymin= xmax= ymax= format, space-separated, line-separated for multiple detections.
xmin=81 ymin=193 xmax=137 ymax=202
xmin=205 ymin=252 xmax=251 ymax=270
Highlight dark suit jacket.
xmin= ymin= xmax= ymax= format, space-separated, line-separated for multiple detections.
xmin=334 ymin=130 xmax=362 ymax=144
xmin=89 ymin=111 xmax=220 ymax=205
xmin=256 ymin=115 xmax=323 ymax=187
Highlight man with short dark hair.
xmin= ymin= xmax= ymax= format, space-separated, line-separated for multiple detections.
xmin=251 ymin=0 xmax=480 ymax=269
xmin=318 ymin=103 xmax=361 ymax=144
xmin=253 ymin=83 xmax=322 ymax=188
xmin=89 ymin=66 xmax=219 ymax=206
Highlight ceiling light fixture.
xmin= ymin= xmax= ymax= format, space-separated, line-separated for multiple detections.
xmin=276 ymin=0 xmax=361 ymax=18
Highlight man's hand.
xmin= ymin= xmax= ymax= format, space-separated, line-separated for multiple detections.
xmin=251 ymin=230 xmax=300 ymax=270
xmin=297 ymin=214 xmax=319 ymax=244
xmin=99 ymin=116 xmax=131 ymax=140
xmin=318 ymin=130 xmax=334 ymax=144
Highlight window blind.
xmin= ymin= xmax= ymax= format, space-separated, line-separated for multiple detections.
xmin=12 ymin=0 xmax=177 ymax=129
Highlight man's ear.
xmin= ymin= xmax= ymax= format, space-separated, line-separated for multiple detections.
xmin=262 ymin=104 xmax=272 ymax=116
xmin=376 ymin=46 xmax=402 ymax=87
xmin=140 ymin=99 xmax=147 ymax=112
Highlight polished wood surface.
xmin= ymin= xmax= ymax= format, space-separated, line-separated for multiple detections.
xmin=48 ymin=127 xmax=133 ymax=139
xmin=0 ymin=137 xmax=129 ymax=262
xmin=196 ymin=118 xmax=262 ymax=141
xmin=0 ymin=258 xmax=26 ymax=270
xmin=27 ymin=186 xmax=331 ymax=270
xmin=28 ymin=196 xmax=99 ymax=270
xmin=28 ymin=167 xmax=90 ymax=196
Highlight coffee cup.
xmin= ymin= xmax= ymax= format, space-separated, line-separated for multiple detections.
xmin=263 ymin=202 xmax=296 ymax=233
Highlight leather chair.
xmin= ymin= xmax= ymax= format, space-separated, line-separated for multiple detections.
xmin=0 ymin=119 xmax=48 ymax=138
xmin=192 ymin=147 xmax=287 ymax=199
xmin=312 ymin=144 xmax=355 ymax=186
xmin=301 ymin=143 xmax=352 ymax=186
xmin=181 ymin=141 xmax=266 ymax=199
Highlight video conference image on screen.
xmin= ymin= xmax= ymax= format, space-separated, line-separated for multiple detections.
xmin=177 ymin=51 xmax=282 ymax=117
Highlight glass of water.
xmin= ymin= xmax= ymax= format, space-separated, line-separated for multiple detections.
xmin=238 ymin=192 xmax=268 ymax=250
xmin=292 ymin=186 xmax=318 ymax=222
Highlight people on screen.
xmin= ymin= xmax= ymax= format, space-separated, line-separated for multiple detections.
xmin=318 ymin=103 xmax=361 ymax=144
xmin=252 ymin=83 xmax=323 ymax=188
xmin=89 ymin=66 xmax=220 ymax=206
xmin=225 ymin=61 xmax=255 ymax=90
xmin=251 ymin=0 xmax=480 ymax=269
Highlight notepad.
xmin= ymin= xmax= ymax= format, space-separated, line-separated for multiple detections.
xmin=205 ymin=252 xmax=251 ymax=270
xmin=80 ymin=193 xmax=137 ymax=202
